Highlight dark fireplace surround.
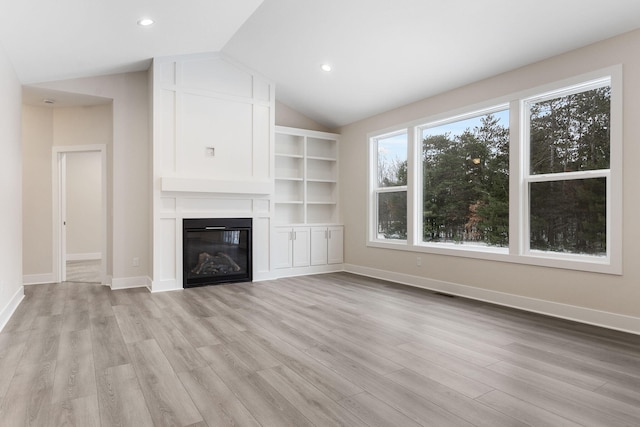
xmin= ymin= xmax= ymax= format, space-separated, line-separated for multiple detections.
xmin=182 ymin=218 xmax=252 ymax=288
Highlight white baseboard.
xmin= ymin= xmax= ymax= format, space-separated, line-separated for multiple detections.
xmin=0 ymin=286 xmax=25 ymax=332
xmin=150 ymin=279 xmax=180 ymax=293
xmin=252 ymin=271 xmax=276 ymax=282
xmin=111 ymin=276 xmax=151 ymax=290
xmin=269 ymin=264 xmax=345 ymax=280
xmin=67 ymin=252 xmax=102 ymax=261
xmin=344 ymin=264 xmax=640 ymax=336
xmin=23 ymin=273 xmax=54 ymax=285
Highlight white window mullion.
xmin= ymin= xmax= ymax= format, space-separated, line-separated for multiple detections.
xmin=368 ymin=136 xmax=378 ymax=243
xmin=520 ymin=96 xmax=534 ymax=256
xmin=510 ymin=99 xmax=524 ymax=256
xmin=406 ymin=126 xmax=417 ymax=246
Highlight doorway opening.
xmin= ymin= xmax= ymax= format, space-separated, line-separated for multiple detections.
xmin=52 ymin=145 xmax=107 ymax=283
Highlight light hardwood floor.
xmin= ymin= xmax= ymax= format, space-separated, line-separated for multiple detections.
xmin=1 ymin=272 xmax=639 ymax=426
xmin=66 ymin=260 xmax=102 ymax=283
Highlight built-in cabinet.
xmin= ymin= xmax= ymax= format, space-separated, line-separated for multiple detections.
xmin=272 ymin=126 xmax=343 ymax=275
xmin=272 ymin=226 xmax=310 ymax=269
xmin=273 ymin=225 xmax=343 ymax=271
xmin=311 ymin=226 xmax=344 ymax=265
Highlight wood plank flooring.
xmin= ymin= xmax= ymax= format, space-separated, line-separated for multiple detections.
xmin=66 ymin=260 xmax=102 ymax=284
xmin=1 ymin=272 xmax=639 ymax=426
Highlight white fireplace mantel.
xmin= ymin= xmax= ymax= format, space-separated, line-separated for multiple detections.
xmin=160 ymin=177 xmax=273 ymax=195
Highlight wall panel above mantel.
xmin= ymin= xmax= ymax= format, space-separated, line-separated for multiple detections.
xmin=152 ymin=52 xmax=274 ymax=184
xmin=180 ymin=92 xmax=254 ymax=178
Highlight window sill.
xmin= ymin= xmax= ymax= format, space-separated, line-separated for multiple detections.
xmin=367 ymin=240 xmax=621 ymax=275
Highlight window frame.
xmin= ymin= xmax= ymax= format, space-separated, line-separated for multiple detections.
xmin=417 ymin=103 xmax=510 ymax=251
xmin=368 ymin=129 xmax=409 ymax=244
xmin=519 ymin=75 xmax=620 ymax=271
xmin=366 ymin=66 xmax=622 ymax=275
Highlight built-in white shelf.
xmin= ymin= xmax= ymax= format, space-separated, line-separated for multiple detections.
xmin=275 ymin=177 xmax=304 ymax=181
xmin=274 ymin=126 xmax=340 ymax=226
xmin=306 ymin=155 xmax=337 ymax=161
xmin=307 ymin=179 xmax=336 ymax=183
xmin=275 ymin=153 xmax=304 ymax=159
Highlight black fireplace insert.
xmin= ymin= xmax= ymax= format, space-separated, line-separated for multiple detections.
xmin=183 ymin=218 xmax=252 ymax=287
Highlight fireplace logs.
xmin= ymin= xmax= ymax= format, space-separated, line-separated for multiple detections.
xmin=191 ymin=252 xmax=241 ymax=275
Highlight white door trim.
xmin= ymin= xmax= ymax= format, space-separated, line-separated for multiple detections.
xmin=52 ymin=145 xmax=108 ymax=284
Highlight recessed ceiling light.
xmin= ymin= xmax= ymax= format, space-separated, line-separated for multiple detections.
xmin=137 ymin=18 xmax=154 ymax=27
xmin=321 ymin=64 xmax=332 ymax=72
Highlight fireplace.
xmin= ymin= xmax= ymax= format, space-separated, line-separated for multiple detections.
xmin=182 ymin=218 xmax=252 ymax=287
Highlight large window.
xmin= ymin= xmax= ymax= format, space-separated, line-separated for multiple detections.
xmin=524 ymin=82 xmax=610 ymax=256
xmin=420 ymin=107 xmax=509 ymax=247
xmin=372 ymin=132 xmax=407 ymax=240
xmin=368 ymin=68 xmax=621 ymax=274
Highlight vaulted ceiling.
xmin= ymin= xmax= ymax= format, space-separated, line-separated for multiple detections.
xmin=3 ymin=0 xmax=640 ymax=128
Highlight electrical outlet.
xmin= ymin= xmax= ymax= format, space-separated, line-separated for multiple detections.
xmin=132 ymin=257 xmax=139 ymax=267
xmin=416 ymin=256 xmax=422 ymax=266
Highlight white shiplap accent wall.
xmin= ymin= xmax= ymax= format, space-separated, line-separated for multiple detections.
xmin=151 ymin=53 xmax=274 ymax=291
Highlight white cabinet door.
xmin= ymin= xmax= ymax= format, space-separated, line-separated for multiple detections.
xmin=272 ymin=227 xmax=293 ymax=269
xmin=327 ymin=226 xmax=344 ymax=264
xmin=292 ymin=227 xmax=310 ymax=267
xmin=310 ymin=227 xmax=328 ymax=266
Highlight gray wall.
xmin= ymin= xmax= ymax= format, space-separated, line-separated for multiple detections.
xmin=0 ymin=42 xmax=23 ymax=327
xmin=34 ymin=72 xmax=149 ymax=283
xmin=22 ymin=103 xmax=112 ymax=277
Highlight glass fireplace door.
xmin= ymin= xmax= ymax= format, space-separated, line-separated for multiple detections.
xmin=183 ymin=218 xmax=252 ymax=287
